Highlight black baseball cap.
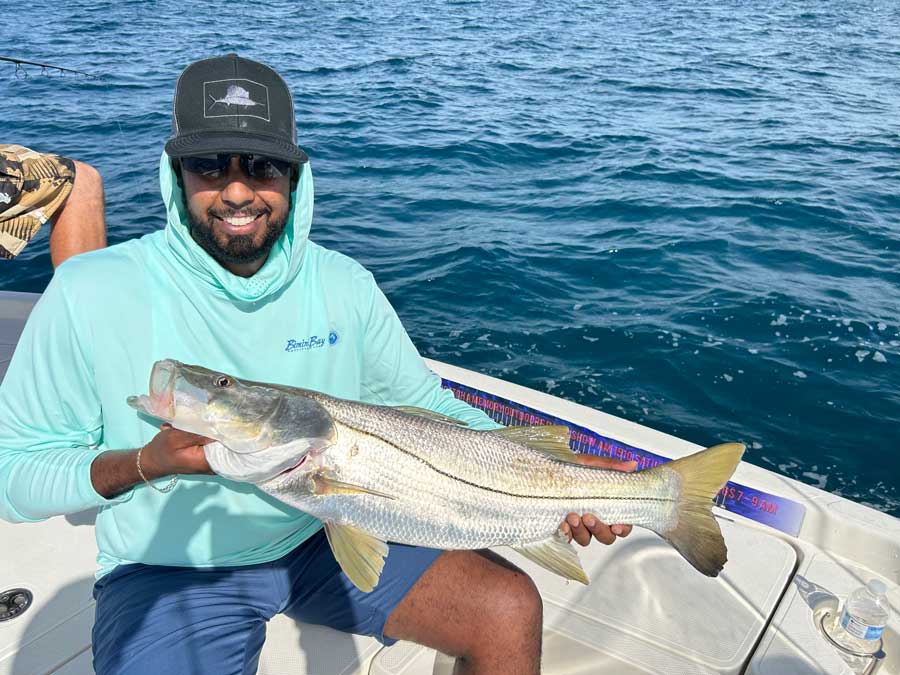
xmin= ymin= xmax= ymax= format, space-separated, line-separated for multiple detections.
xmin=164 ymin=54 xmax=309 ymax=164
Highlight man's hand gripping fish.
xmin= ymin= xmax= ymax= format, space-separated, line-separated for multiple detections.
xmin=129 ymin=359 xmax=745 ymax=592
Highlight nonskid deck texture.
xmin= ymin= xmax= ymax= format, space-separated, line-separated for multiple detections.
xmin=0 ymin=291 xmax=897 ymax=675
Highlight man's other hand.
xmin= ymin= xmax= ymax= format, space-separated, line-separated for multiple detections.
xmin=559 ymin=455 xmax=637 ymax=546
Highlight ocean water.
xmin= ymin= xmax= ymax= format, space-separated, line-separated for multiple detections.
xmin=1 ymin=0 xmax=898 ymax=516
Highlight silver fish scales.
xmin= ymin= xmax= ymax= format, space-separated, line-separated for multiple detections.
xmin=265 ymin=398 xmax=678 ymax=548
xmin=129 ymin=360 xmax=745 ymax=592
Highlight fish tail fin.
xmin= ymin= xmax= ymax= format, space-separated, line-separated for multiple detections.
xmin=647 ymin=442 xmax=745 ymax=577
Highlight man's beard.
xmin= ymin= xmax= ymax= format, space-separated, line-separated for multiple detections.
xmin=187 ymin=208 xmax=288 ymax=266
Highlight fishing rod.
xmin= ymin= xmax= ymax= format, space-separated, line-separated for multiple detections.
xmin=0 ymin=56 xmax=96 ymax=79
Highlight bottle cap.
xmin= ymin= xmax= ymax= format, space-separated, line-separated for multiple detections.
xmin=867 ymin=579 xmax=888 ymax=597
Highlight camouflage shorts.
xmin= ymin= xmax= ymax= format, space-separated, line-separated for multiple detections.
xmin=0 ymin=144 xmax=75 ymax=259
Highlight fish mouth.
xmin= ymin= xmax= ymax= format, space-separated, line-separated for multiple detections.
xmin=125 ymin=359 xmax=178 ymax=420
xmin=149 ymin=360 xmax=178 ymax=416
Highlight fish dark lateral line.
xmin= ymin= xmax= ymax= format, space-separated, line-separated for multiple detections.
xmin=354 ymin=427 xmax=676 ymax=503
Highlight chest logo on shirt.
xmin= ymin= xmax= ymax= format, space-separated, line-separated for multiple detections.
xmin=285 ymin=330 xmax=340 ymax=353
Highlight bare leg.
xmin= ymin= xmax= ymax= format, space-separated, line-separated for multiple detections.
xmin=49 ymin=160 xmax=106 ymax=267
xmin=384 ymin=550 xmax=543 ymax=675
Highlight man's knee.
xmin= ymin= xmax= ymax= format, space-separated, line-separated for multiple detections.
xmin=455 ymin=556 xmax=543 ymax=673
xmin=478 ymin=561 xmax=543 ymax=637
xmin=385 ymin=550 xmax=543 ymax=647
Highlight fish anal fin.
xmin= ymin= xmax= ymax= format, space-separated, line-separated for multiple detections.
xmin=323 ymin=522 xmax=388 ymax=593
xmin=312 ymin=473 xmax=395 ymax=500
xmin=513 ymin=529 xmax=589 ymax=585
xmin=496 ymin=425 xmax=577 ymax=463
xmin=392 ymin=406 xmax=470 ymax=427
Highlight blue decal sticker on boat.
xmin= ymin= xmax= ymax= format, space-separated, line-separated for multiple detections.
xmin=442 ymin=379 xmax=806 ymax=537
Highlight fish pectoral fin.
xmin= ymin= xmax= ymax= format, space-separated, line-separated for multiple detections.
xmin=312 ymin=474 xmax=396 ymax=500
xmin=392 ymin=406 xmax=470 ymax=427
xmin=496 ymin=425 xmax=578 ymax=463
xmin=512 ymin=529 xmax=590 ymax=585
xmin=323 ymin=522 xmax=388 ymax=593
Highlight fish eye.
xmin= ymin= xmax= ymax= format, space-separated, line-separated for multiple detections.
xmin=214 ymin=376 xmax=232 ymax=388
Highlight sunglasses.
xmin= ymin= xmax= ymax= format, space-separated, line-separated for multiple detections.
xmin=180 ymin=154 xmax=293 ymax=180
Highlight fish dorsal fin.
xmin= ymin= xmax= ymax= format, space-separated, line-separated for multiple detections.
xmin=323 ymin=522 xmax=388 ymax=593
xmin=512 ymin=529 xmax=589 ymax=585
xmin=496 ymin=425 xmax=577 ymax=463
xmin=392 ymin=406 xmax=469 ymax=427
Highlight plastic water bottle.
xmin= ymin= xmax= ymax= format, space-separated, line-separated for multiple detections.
xmin=833 ymin=579 xmax=890 ymax=654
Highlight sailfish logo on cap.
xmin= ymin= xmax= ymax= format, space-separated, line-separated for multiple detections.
xmin=209 ymin=85 xmax=262 ymax=109
xmin=203 ymin=79 xmax=271 ymax=122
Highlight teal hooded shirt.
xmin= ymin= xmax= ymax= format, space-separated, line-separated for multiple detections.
xmin=0 ymin=153 xmax=497 ymax=576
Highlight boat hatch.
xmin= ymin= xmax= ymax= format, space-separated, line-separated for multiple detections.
xmin=497 ymin=520 xmax=797 ymax=674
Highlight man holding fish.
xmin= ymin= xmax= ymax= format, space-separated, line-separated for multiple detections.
xmin=0 ymin=55 xmax=638 ymax=674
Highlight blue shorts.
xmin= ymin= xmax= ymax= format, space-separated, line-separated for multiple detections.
xmin=91 ymin=529 xmax=444 ymax=675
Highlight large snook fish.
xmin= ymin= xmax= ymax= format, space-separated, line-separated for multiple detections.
xmin=128 ymin=359 xmax=745 ymax=592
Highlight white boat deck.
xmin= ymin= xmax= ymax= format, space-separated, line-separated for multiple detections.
xmin=0 ymin=290 xmax=897 ymax=675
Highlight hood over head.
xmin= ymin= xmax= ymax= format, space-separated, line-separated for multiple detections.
xmin=158 ymin=151 xmax=314 ymax=304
